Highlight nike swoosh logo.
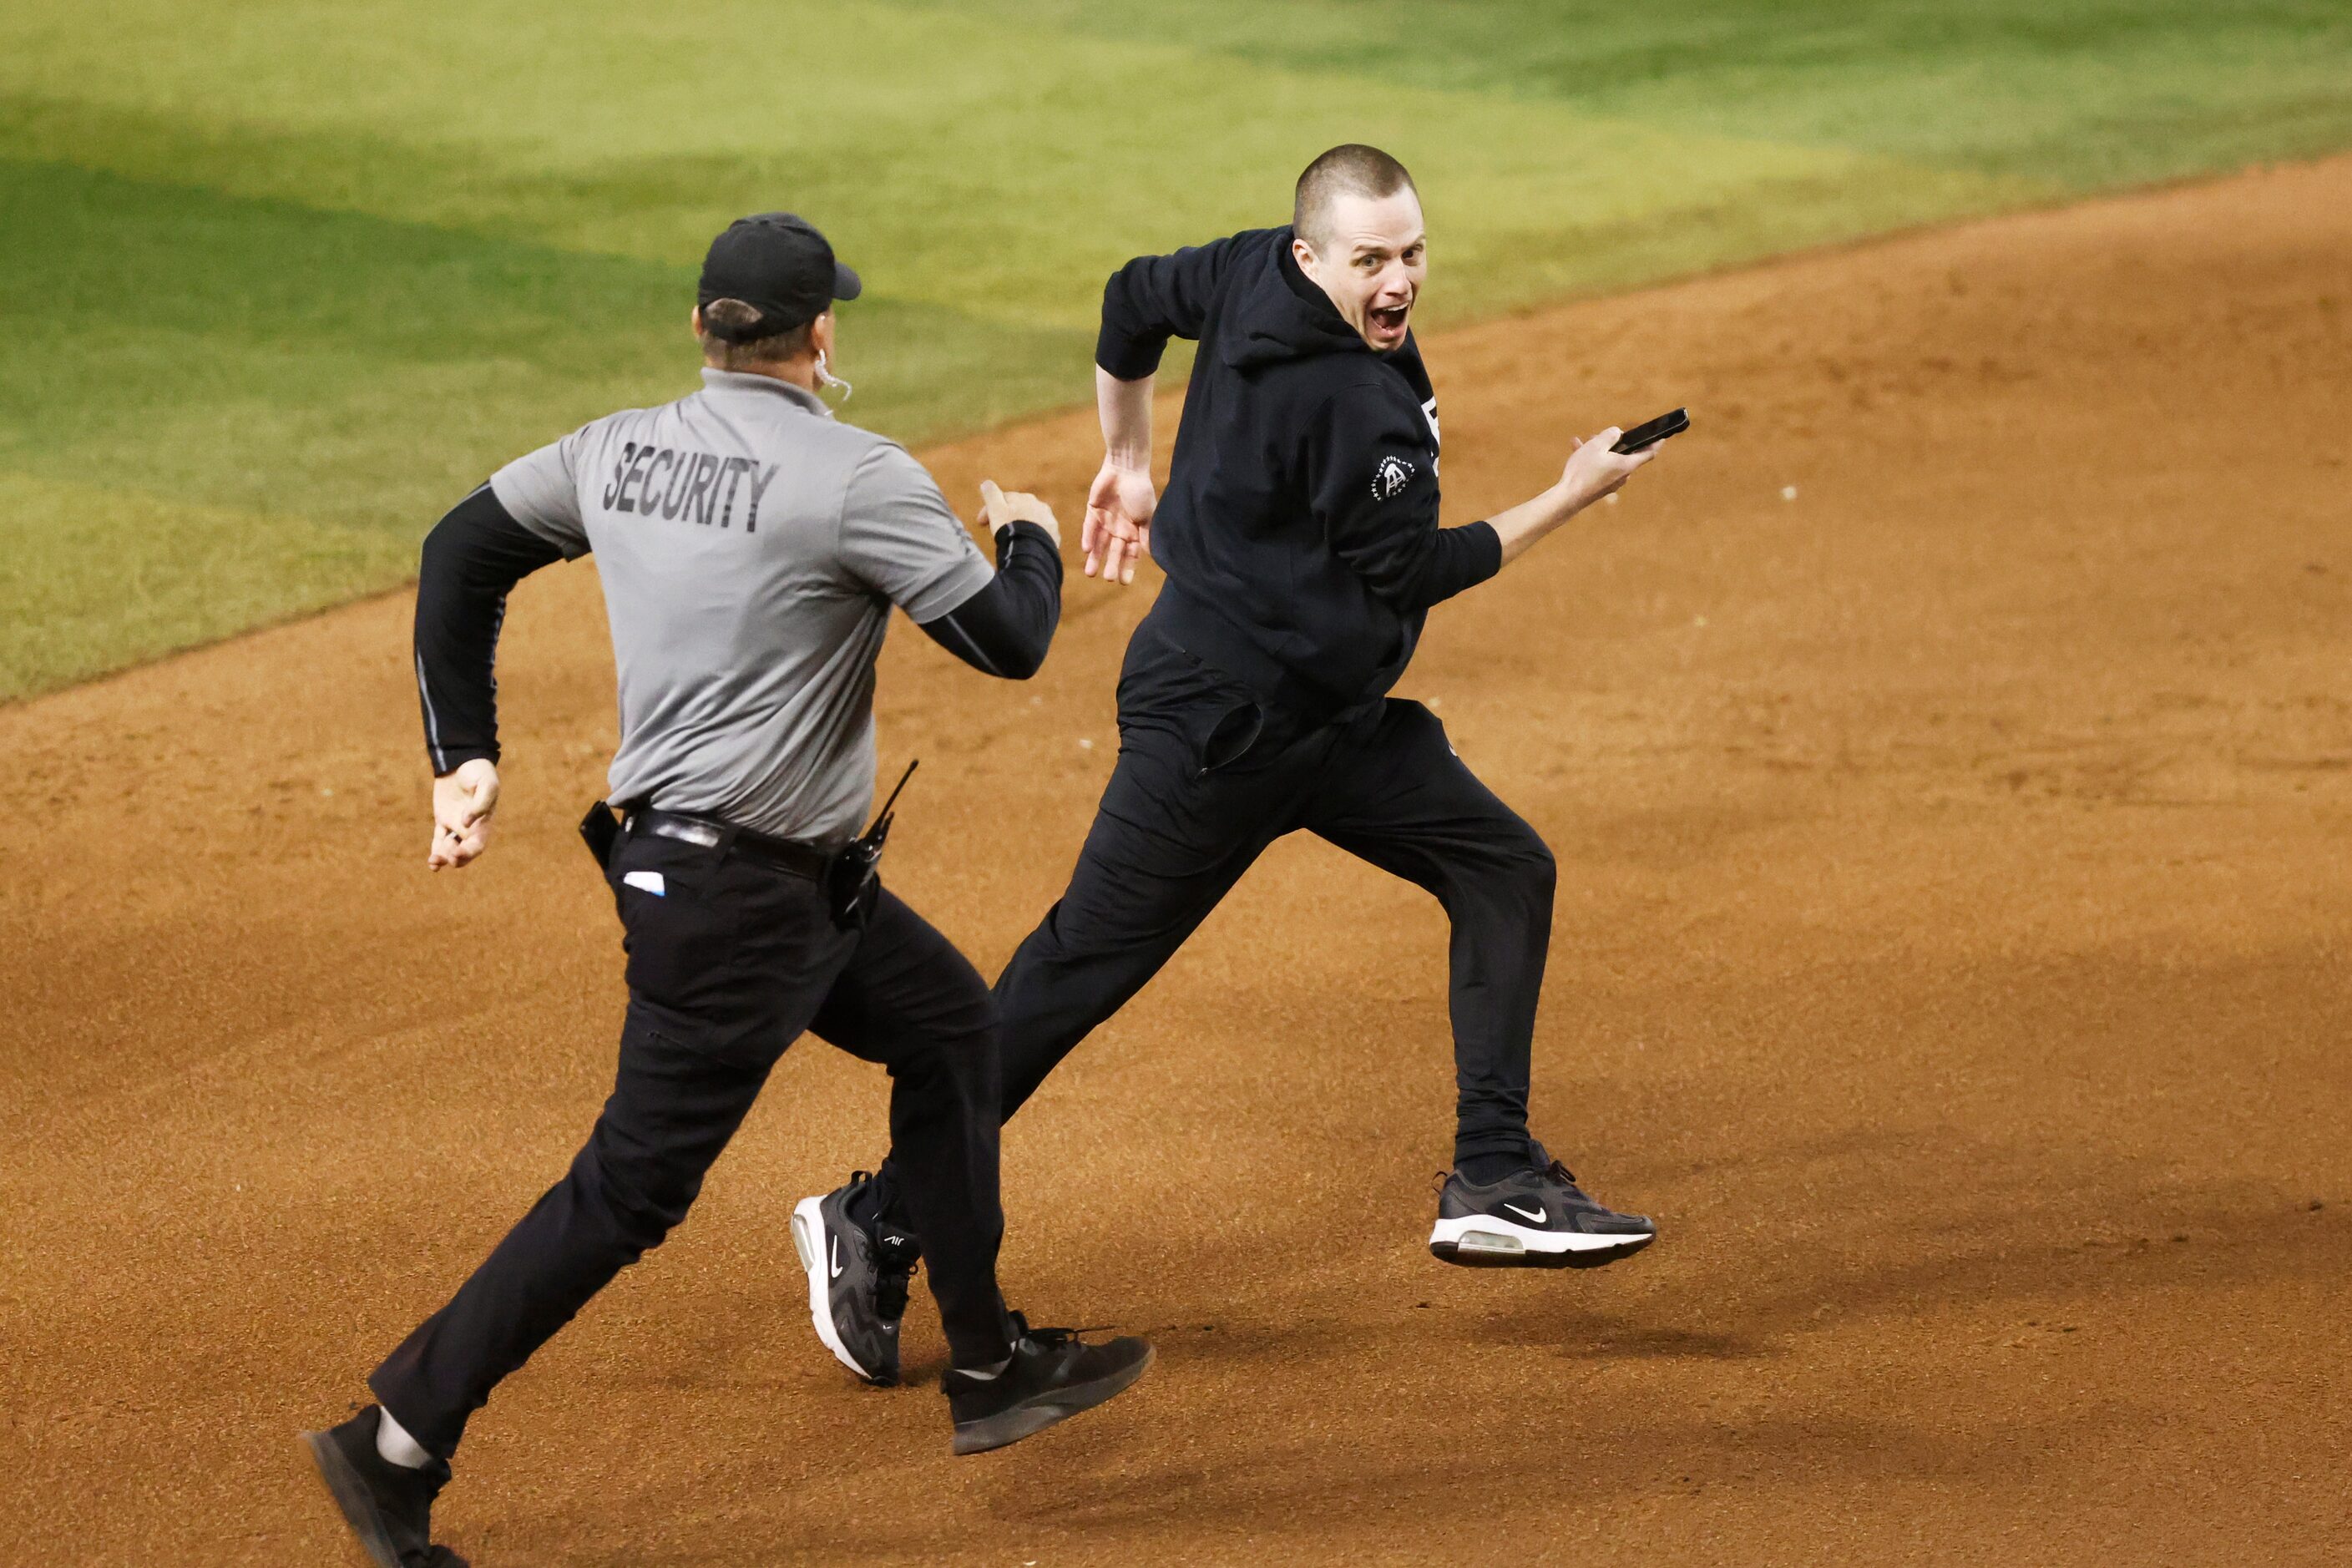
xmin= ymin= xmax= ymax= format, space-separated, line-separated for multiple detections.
xmin=829 ymin=1235 xmax=843 ymax=1280
xmin=1504 ymin=1203 xmax=1548 ymax=1223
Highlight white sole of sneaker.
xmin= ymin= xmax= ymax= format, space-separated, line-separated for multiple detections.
xmin=1428 ymin=1211 xmax=1656 ymax=1269
xmin=790 ymin=1196 xmax=874 ymax=1381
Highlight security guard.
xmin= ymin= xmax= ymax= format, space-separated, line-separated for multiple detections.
xmin=301 ymin=213 xmax=1151 ymax=1568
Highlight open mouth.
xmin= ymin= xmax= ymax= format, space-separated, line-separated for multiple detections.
xmin=1368 ymin=301 xmax=1410 ymax=336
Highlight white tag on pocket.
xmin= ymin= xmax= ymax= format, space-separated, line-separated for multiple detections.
xmin=621 ymin=870 xmax=666 ymax=897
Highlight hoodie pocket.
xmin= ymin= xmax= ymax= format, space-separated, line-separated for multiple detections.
xmin=1119 ymin=630 xmax=1271 ymax=778
xmin=1195 ymin=699 xmax=1265 ymax=776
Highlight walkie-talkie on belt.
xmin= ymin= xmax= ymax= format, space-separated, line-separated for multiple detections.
xmin=827 ymin=759 xmax=917 ymax=928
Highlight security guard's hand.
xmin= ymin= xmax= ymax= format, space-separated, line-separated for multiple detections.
xmin=979 ymin=479 xmax=1060 ymax=548
xmin=1082 ymin=458 xmax=1155 ymax=585
xmin=428 ymin=758 xmax=501 ymax=872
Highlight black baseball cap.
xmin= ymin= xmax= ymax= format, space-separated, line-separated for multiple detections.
xmin=697 ymin=212 xmax=862 ymax=340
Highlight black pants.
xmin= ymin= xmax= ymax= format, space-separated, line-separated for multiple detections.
xmin=370 ymin=823 xmax=1014 ymax=1460
xmin=876 ymin=620 xmax=1555 ymax=1227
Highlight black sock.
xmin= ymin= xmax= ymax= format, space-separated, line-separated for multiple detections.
xmin=1456 ymin=1150 xmax=1530 ymax=1186
xmin=851 ymin=1167 xmax=923 ymax=1255
xmin=848 ymin=1166 xmax=898 ymax=1229
xmin=845 ymin=1173 xmax=885 ymax=1231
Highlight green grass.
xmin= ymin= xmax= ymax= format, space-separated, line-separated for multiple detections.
xmin=3 ymin=0 xmax=2349 ymax=699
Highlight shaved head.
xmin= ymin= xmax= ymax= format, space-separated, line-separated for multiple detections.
xmin=1289 ymin=144 xmax=1427 ymax=352
xmin=1292 ymin=144 xmax=1417 ymax=251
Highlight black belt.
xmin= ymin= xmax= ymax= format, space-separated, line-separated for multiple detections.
xmin=624 ymin=807 xmax=832 ymax=880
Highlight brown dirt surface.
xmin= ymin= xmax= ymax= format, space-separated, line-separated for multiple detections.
xmin=4 ymin=158 xmax=2350 ymax=1567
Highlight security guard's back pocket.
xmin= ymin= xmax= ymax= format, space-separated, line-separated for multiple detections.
xmin=609 ymin=836 xmax=743 ymax=1020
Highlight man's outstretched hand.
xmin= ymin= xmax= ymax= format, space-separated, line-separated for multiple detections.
xmin=428 ymin=757 xmax=501 ymax=871
xmin=1082 ymin=458 xmax=1155 ymax=585
xmin=1486 ymin=423 xmax=1670 ymax=569
xmin=1559 ymin=427 xmax=1660 ymax=508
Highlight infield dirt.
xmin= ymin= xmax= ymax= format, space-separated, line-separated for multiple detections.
xmin=3 ymin=158 xmax=2349 ymax=1566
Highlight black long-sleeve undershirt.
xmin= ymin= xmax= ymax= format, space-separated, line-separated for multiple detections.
xmin=915 ymin=519 xmax=1062 ymax=678
xmin=414 ymin=484 xmax=562 ymax=775
xmin=413 ymin=493 xmax=1064 ymax=777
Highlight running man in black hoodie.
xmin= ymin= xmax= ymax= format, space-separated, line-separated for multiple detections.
xmin=794 ymin=145 xmax=1665 ymax=1385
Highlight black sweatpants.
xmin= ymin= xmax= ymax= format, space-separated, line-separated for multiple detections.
xmin=371 ymin=822 xmax=1014 ymax=1460
xmin=876 ymin=618 xmax=1555 ymax=1226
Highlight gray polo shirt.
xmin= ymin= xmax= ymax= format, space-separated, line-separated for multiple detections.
xmin=489 ymin=369 xmax=993 ymax=848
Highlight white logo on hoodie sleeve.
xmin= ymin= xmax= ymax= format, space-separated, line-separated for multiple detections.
xmin=1371 ymin=454 xmax=1415 ymax=501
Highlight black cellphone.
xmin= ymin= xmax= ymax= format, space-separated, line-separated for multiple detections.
xmin=1611 ymin=407 xmax=1690 ymax=453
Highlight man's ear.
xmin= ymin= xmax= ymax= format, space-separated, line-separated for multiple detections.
xmin=1291 ymin=235 xmax=1319 ymax=281
xmin=690 ymin=305 xmax=706 ymax=337
xmin=812 ymin=308 xmax=836 ymax=360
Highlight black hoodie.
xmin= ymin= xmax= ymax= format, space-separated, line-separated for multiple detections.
xmin=1096 ymin=226 xmax=1500 ymax=718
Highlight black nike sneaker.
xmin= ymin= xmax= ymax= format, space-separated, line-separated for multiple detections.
xmin=1429 ymin=1159 xmax=1657 ymax=1269
xmin=299 ymin=1406 xmax=468 ymax=1566
xmin=792 ymin=1171 xmax=919 ymax=1386
xmin=943 ymin=1313 xmax=1155 ymax=1455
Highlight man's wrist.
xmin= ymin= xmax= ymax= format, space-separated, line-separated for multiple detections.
xmin=1547 ymin=478 xmax=1593 ymax=527
xmin=996 ymin=517 xmax=1051 ymax=545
